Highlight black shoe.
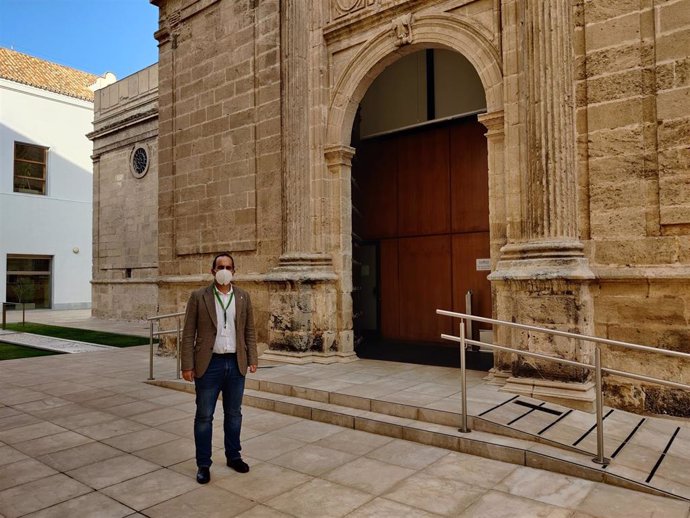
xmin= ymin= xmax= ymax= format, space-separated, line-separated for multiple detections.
xmin=227 ymin=458 xmax=250 ymax=473
xmin=196 ymin=466 xmax=210 ymax=484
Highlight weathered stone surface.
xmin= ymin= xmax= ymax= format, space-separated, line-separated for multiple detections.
xmin=92 ymin=0 xmax=690 ymax=415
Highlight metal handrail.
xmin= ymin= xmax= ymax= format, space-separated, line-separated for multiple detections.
xmin=437 ymin=309 xmax=690 ymax=466
xmin=147 ymin=311 xmax=185 ymax=381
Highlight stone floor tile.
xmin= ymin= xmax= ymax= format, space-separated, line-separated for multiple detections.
xmin=457 ymin=490 xmax=573 ymax=518
xmin=26 ymin=403 xmax=92 ymax=421
xmin=382 ymin=472 xmax=485 ymax=516
xmin=0 ymin=473 xmax=92 ymax=518
xmin=314 ymin=429 xmax=394 ymax=456
xmin=106 ymin=401 xmax=165 ymax=418
xmin=266 ymin=478 xmax=372 ymax=518
xmin=13 ymin=431 xmax=93 ymax=457
xmin=147 ymin=392 xmax=194 ymax=407
xmin=345 ymin=497 xmax=439 ymax=517
xmin=13 ymin=397 xmax=72 ymax=414
xmin=0 ymin=422 xmax=66 ymax=444
xmin=270 ymin=444 xmax=356 ymax=476
xmin=235 ymin=505 xmax=291 ymax=517
xmin=143 ymin=486 xmax=255 ymax=517
xmin=67 ymin=454 xmax=160 ymax=489
xmin=0 ymin=408 xmax=19 ymax=420
xmin=367 ymin=439 xmax=449 ymax=470
xmin=0 ymin=389 xmax=45 ymax=406
xmin=100 ymin=468 xmax=198 ymax=510
xmin=132 ymin=437 xmax=196 ymax=466
xmin=0 ymin=446 xmax=29 ymax=467
xmin=22 ymin=491 xmax=132 ymax=518
xmin=167 ymin=458 xmax=237 ymax=483
xmin=0 ymin=458 xmax=56 ymax=491
xmin=38 ymin=442 xmax=123 ymax=472
xmin=239 ymin=426 xmax=266 ymax=441
xmin=83 ymin=394 xmax=140 ymax=409
xmin=324 ymin=457 xmax=416 ymax=495
xmin=273 ymin=420 xmax=344 ymax=442
xmin=241 ymin=433 xmax=306 ymax=461
xmin=241 ymin=411 xmax=303 ymax=432
xmin=129 ymin=408 xmax=190 ymax=427
xmin=576 ymin=483 xmax=690 ymax=518
xmin=495 ymin=465 xmax=595 ymax=508
xmin=215 ymin=462 xmax=312 ymax=502
xmin=423 ymin=450 xmax=518 ymax=489
xmin=60 ymin=389 xmax=117 ymax=403
xmin=102 ymin=428 xmax=180 ymax=452
xmin=77 ymin=418 xmax=148 ymax=441
xmin=153 ymin=417 xmax=194 ymax=438
xmin=50 ymin=410 xmax=119 ymax=429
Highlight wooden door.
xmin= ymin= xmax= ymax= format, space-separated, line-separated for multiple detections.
xmin=353 ymin=116 xmax=490 ymax=345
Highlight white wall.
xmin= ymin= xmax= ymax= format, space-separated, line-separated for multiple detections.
xmin=0 ymin=78 xmax=93 ymax=308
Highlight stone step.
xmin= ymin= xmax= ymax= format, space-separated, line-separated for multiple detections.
xmin=147 ymin=378 xmax=687 ymax=502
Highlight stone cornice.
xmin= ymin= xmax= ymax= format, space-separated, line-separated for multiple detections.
xmin=88 ymin=109 xmax=158 ymax=142
xmin=323 ymin=0 xmax=432 ymax=43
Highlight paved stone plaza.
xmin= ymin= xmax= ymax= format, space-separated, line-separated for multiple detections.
xmin=1 ymin=339 xmax=690 ymax=517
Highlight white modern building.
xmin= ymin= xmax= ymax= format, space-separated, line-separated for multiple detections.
xmin=0 ymin=48 xmax=112 ymax=310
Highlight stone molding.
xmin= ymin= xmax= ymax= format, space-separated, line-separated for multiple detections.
xmin=326 ymin=13 xmax=503 ymax=148
xmin=324 ymin=145 xmax=356 ymax=169
xmin=330 ymin=0 xmax=376 ymax=20
xmin=390 ymin=13 xmax=414 ymax=46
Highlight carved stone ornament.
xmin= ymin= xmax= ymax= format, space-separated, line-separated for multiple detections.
xmin=332 ymin=0 xmax=376 ymax=19
xmin=391 ymin=13 xmax=413 ymax=46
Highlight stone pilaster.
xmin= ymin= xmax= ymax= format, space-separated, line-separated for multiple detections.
xmin=262 ymin=2 xmax=353 ymax=363
xmin=492 ymin=0 xmax=595 ymax=409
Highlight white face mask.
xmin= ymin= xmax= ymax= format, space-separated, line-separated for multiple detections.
xmin=214 ymin=269 xmax=233 ymax=285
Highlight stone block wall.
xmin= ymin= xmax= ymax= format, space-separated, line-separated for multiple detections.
xmin=90 ymin=65 xmax=159 ymax=320
xmin=579 ymin=0 xmax=690 ymax=413
xmin=154 ymin=0 xmax=281 ymax=348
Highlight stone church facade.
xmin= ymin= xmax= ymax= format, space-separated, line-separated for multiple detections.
xmin=91 ymin=0 xmax=690 ymax=415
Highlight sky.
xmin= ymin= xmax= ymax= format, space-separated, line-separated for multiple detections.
xmin=0 ymin=0 xmax=159 ymax=80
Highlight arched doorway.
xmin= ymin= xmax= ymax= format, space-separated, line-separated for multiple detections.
xmin=324 ymin=14 xmax=505 ymax=367
xmin=350 ymin=49 xmax=492 ymax=367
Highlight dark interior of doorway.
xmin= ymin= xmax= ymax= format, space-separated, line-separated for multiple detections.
xmin=355 ymin=332 xmax=493 ymax=370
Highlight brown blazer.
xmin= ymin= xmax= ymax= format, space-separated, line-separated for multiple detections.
xmin=181 ymin=283 xmax=258 ymax=377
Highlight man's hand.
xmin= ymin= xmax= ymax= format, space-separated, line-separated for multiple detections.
xmin=248 ymin=364 xmax=257 ymax=374
xmin=182 ymin=369 xmax=195 ymax=382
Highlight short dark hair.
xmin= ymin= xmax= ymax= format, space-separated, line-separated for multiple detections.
xmin=211 ymin=252 xmax=235 ymax=270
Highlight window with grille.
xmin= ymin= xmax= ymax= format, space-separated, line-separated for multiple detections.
xmin=14 ymin=142 xmax=48 ymax=195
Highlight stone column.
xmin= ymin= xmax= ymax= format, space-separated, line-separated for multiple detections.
xmin=263 ymin=1 xmax=350 ymax=363
xmin=278 ymin=0 xmax=325 ymax=267
xmin=491 ymin=0 xmax=595 ymax=409
xmin=325 ymin=144 xmax=356 ymax=358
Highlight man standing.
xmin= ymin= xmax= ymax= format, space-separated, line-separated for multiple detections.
xmin=181 ymin=252 xmax=257 ymax=484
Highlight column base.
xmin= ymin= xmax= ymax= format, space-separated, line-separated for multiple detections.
xmin=483 ymin=368 xmax=511 ymax=386
xmin=499 ymin=377 xmax=596 ymax=413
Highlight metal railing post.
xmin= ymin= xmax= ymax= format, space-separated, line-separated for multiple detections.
xmin=459 ymin=319 xmax=470 ymax=433
xmin=176 ymin=316 xmax=182 ymax=380
xmin=593 ymin=345 xmax=610 ymax=465
xmin=148 ymin=320 xmax=155 ymax=381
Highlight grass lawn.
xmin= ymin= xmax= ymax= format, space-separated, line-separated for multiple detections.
xmin=0 ymin=342 xmax=63 ymax=360
xmin=2 ymin=322 xmax=151 ymax=348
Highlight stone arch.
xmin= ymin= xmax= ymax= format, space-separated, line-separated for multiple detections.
xmin=326 ymin=13 xmax=503 ymax=147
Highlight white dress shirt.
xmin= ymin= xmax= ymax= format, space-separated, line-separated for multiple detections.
xmin=213 ymin=286 xmax=237 ymax=354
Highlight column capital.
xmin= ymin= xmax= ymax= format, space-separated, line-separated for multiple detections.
xmin=478 ymin=110 xmax=504 ymax=136
xmin=324 ymin=145 xmax=356 ymax=170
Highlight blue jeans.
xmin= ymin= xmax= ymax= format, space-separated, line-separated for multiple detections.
xmin=194 ymin=353 xmax=245 ymax=467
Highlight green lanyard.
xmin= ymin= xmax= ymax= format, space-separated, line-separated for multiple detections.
xmin=214 ymin=287 xmax=235 ymax=328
